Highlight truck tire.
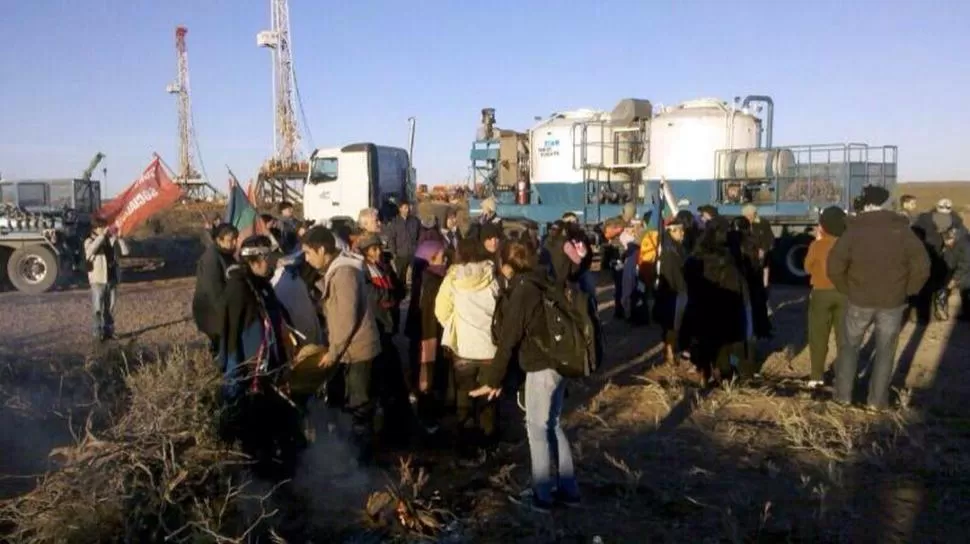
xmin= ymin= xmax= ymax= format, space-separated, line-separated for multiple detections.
xmin=772 ymin=234 xmax=813 ymax=285
xmin=7 ymin=245 xmax=59 ymax=295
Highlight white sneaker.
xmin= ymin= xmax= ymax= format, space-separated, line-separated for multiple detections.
xmin=807 ymin=380 xmax=824 ymax=389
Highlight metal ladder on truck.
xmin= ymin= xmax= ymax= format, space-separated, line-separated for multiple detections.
xmin=574 ymin=120 xmax=649 ymax=224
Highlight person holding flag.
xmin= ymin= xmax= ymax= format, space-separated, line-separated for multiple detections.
xmin=84 ymin=218 xmax=129 ymax=342
xmin=89 ymin=154 xmax=182 ymax=341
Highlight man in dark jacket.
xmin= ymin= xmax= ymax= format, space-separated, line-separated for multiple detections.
xmin=192 ymin=223 xmax=239 ymax=355
xmin=741 ymin=204 xmax=775 ymax=289
xmin=941 ymin=227 xmax=970 ymax=321
xmin=654 ymin=218 xmax=688 ymax=366
xmin=385 ymin=199 xmax=420 ymax=283
xmin=827 ymin=185 xmax=930 ymax=410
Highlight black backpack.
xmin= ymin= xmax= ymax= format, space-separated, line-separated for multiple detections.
xmin=533 ymin=284 xmax=596 ymax=378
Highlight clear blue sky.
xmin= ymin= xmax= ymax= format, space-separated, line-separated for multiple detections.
xmin=1 ymin=0 xmax=968 ymax=195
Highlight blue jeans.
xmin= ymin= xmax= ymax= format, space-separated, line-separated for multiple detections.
xmin=835 ymin=303 xmax=905 ymax=409
xmin=524 ymin=369 xmax=579 ymax=503
xmin=91 ymin=282 xmax=117 ymax=337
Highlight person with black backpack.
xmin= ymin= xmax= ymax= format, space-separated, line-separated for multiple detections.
xmin=474 ymin=241 xmax=591 ymax=514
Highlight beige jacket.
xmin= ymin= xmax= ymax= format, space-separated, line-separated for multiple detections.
xmin=84 ymin=232 xmax=129 ymax=285
xmin=316 ymin=251 xmax=381 ymax=364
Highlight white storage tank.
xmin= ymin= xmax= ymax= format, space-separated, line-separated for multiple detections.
xmin=647 ymin=98 xmax=760 ymax=181
xmin=530 ymin=109 xmax=634 ymax=185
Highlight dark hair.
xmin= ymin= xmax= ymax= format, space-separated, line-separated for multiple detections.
xmin=698 ymin=204 xmax=719 ymax=216
xmin=300 ymin=225 xmax=338 ymax=254
xmin=277 ymin=201 xmax=294 ymax=213
xmin=479 ymin=223 xmax=503 ymax=242
xmin=445 ymin=208 xmax=458 ymax=219
xmin=213 ymin=223 xmax=239 ymax=240
xmin=900 ymin=194 xmax=916 ymax=206
xmin=398 ymin=199 xmax=411 ymax=208
xmin=455 ymin=236 xmax=486 ymax=264
xmin=502 ymin=241 xmax=536 ymax=274
xmin=562 ymin=211 xmax=578 ymax=221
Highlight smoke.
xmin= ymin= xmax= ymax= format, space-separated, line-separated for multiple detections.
xmin=239 ymin=398 xmax=382 ymax=537
xmin=293 ymin=401 xmax=378 ymax=528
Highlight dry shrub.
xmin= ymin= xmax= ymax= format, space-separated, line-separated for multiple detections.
xmin=0 ymin=347 xmax=273 ymax=543
xmin=365 ymin=457 xmax=452 ymax=540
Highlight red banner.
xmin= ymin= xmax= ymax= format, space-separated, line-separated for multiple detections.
xmin=95 ymin=156 xmax=183 ymax=236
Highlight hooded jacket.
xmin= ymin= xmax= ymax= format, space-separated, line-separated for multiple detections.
xmin=827 ymin=209 xmax=930 ymax=309
xmin=315 ymin=251 xmax=382 ymax=364
xmin=434 ymin=261 xmax=500 ymax=360
xmin=482 ymin=270 xmax=555 ymax=388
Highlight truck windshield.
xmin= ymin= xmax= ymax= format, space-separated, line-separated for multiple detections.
xmin=309 ymin=157 xmax=338 ymax=183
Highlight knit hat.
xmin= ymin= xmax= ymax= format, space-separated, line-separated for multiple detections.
xmin=932 ymin=211 xmax=953 ymax=233
xmin=819 ymin=206 xmax=847 ymax=237
xmin=357 ymin=233 xmax=383 ymax=251
xmin=859 ymin=185 xmax=890 ymax=208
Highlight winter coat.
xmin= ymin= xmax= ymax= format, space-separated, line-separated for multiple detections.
xmin=84 ymin=231 xmax=129 ymax=285
xmin=271 ymin=252 xmax=324 ymax=345
xmin=482 ymin=270 xmax=555 ymax=388
xmin=943 ymin=237 xmax=970 ymax=289
xmin=385 ymin=214 xmax=421 ymax=258
xmin=750 ymin=219 xmax=775 ymax=258
xmin=682 ymin=244 xmax=748 ymax=351
xmin=435 ymin=261 xmax=499 ymax=360
xmin=316 ymin=251 xmax=382 ymax=364
xmin=653 ymin=238 xmax=686 ymax=332
xmin=405 ymin=267 xmax=447 ymax=367
xmin=729 ymin=231 xmax=771 ymax=339
xmin=219 ymin=266 xmax=292 ymax=399
xmin=827 ymin=210 xmax=931 ymax=309
xmin=192 ymin=243 xmax=236 ymax=337
xmin=913 ymin=211 xmax=967 ymax=254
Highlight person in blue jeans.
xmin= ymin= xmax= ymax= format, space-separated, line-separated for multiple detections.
xmin=826 ymin=185 xmax=930 ymax=410
xmin=475 ymin=240 xmax=580 ymax=513
xmin=84 ymin=219 xmax=129 ymax=341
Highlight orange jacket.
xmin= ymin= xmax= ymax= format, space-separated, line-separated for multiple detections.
xmin=804 ymin=234 xmax=837 ymax=290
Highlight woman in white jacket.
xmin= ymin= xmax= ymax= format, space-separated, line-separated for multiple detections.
xmin=435 ymin=237 xmax=500 ymax=455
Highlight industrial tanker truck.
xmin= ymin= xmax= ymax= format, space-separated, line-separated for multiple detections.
xmin=468 ymin=95 xmax=897 ymax=281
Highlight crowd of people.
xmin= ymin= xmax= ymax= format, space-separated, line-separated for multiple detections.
xmin=139 ymin=185 xmax=964 ymax=515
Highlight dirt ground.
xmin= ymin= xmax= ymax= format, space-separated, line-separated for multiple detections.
xmin=2 ymin=183 xmax=970 ymax=541
xmin=1 ymin=259 xmax=968 ymax=541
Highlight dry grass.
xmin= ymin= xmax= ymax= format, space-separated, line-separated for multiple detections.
xmin=0 ymin=347 xmax=278 ymax=543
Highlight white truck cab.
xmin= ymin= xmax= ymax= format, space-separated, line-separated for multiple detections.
xmin=303 ymin=143 xmax=413 ymax=226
